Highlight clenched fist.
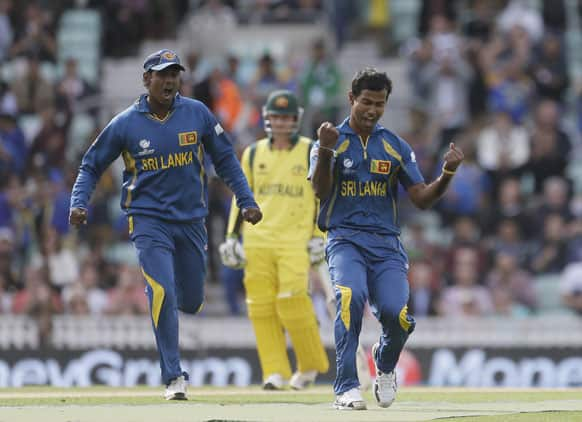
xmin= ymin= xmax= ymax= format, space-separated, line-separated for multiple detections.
xmin=442 ymin=143 xmax=464 ymax=173
xmin=317 ymin=122 xmax=339 ymax=149
xmin=242 ymin=207 xmax=262 ymax=225
xmin=69 ymin=207 xmax=88 ymax=227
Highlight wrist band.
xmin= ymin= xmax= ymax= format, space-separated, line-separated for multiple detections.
xmin=442 ymin=165 xmax=456 ymax=176
xmin=318 ymin=146 xmax=336 ymax=156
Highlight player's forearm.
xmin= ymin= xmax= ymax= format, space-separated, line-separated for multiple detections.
xmin=311 ymin=151 xmax=334 ymax=200
xmin=409 ymin=172 xmax=454 ymax=210
xmin=70 ymin=166 xmax=99 ymax=209
xmin=226 ymin=196 xmax=243 ymax=236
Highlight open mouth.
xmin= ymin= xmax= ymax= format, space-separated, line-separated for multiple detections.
xmin=163 ymin=87 xmax=174 ymax=98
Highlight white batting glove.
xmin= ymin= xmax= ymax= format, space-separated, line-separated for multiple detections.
xmin=219 ymin=237 xmax=246 ymax=269
xmin=308 ymin=237 xmax=325 ymax=265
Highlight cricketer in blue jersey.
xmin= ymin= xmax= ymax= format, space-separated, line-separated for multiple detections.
xmin=309 ymin=68 xmax=464 ymax=410
xmin=69 ymin=49 xmax=262 ymax=400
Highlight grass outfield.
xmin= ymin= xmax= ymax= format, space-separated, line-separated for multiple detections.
xmin=0 ymin=386 xmax=581 ymax=421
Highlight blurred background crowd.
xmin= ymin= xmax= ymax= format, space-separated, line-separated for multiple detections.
xmin=1 ymin=0 xmax=582 ymax=336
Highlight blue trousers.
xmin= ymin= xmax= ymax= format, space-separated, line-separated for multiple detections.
xmin=326 ymin=228 xmax=415 ymax=394
xmin=130 ymin=214 xmax=207 ymax=385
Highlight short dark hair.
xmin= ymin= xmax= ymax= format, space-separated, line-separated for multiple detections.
xmin=351 ymin=68 xmax=392 ymax=99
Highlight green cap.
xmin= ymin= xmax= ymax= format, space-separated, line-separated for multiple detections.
xmin=264 ymin=90 xmax=299 ymax=115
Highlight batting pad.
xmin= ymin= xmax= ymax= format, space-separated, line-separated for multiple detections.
xmin=247 ymin=299 xmax=292 ymax=380
xmin=277 ymin=294 xmax=329 ymax=373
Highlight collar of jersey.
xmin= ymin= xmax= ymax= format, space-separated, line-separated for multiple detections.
xmin=135 ymin=93 xmax=183 ymax=113
xmin=338 ymin=116 xmax=382 ymax=136
xmin=268 ymin=133 xmax=299 ymax=149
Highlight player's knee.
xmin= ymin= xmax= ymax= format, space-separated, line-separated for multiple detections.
xmin=179 ymin=298 xmax=204 ymax=315
xmin=380 ymin=304 xmax=415 ymax=334
xmin=276 ymin=292 xmax=313 ymax=318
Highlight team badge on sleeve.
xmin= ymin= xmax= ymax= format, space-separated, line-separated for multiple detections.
xmin=179 ymin=131 xmax=198 ymax=146
xmin=370 ymin=159 xmax=391 ymax=174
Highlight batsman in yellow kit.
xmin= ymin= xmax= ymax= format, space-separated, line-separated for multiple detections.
xmin=219 ymin=90 xmax=329 ymax=390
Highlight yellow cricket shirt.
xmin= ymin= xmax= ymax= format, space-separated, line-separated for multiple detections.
xmin=227 ymin=136 xmax=320 ymax=248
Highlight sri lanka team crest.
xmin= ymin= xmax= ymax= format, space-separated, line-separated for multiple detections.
xmin=371 ymin=159 xmax=391 ymax=174
xmin=179 ymin=131 xmax=197 ymax=146
xmin=162 ymin=51 xmax=176 ymax=60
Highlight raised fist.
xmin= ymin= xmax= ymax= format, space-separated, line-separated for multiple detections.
xmin=443 ymin=143 xmax=464 ymax=173
xmin=317 ymin=122 xmax=339 ymax=149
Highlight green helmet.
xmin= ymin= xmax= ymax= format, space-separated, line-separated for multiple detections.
xmin=262 ymin=90 xmax=304 ymax=136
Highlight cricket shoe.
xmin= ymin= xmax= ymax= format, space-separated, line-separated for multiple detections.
xmin=333 ymin=387 xmax=367 ymax=410
xmin=289 ymin=370 xmax=317 ymax=390
xmin=164 ymin=375 xmax=187 ymax=400
xmin=262 ymin=373 xmax=286 ymax=390
xmin=372 ymin=342 xmax=397 ymax=408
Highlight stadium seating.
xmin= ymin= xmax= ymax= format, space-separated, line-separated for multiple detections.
xmin=57 ymin=9 xmax=102 ymax=85
xmin=534 ymin=274 xmax=567 ymax=314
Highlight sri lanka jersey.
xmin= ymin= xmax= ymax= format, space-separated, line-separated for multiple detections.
xmin=309 ymin=117 xmax=424 ymax=235
xmin=71 ymin=94 xmax=257 ymax=221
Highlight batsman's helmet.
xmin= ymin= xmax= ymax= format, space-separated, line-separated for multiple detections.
xmin=262 ymin=90 xmax=304 ymax=136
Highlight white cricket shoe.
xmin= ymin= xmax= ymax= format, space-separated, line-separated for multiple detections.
xmin=289 ymin=370 xmax=317 ymax=390
xmin=262 ymin=373 xmax=286 ymax=390
xmin=333 ymin=387 xmax=367 ymax=410
xmin=372 ymin=342 xmax=397 ymax=408
xmin=164 ymin=375 xmax=187 ymax=400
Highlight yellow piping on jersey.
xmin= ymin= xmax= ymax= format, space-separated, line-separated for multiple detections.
xmin=141 ymin=268 xmax=165 ymax=328
xmin=399 ymin=305 xmax=412 ymax=331
xmin=197 ymin=143 xmax=206 ymax=207
xmin=325 ymin=181 xmax=339 ymax=229
xmin=336 ymin=284 xmax=352 ymax=330
xmin=336 ymin=139 xmax=350 ymax=154
xmin=388 ymin=170 xmax=398 ymax=223
xmin=382 ymin=139 xmax=402 ymax=163
xmin=122 ymin=150 xmax=137 ymax=208
xmin=147 ymin=110 xmax=174 ymax=123
xmin=358 ymin=136 xmax=369 ymax=160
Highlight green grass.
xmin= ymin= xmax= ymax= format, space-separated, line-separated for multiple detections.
xmin=398 ymin=390 xmax=582 ymax=403
xmin=1 ymin=386 xmax=581 ymax=421
xmin=439 ymin=412 xmax=582 ymax=421
xmin=1 ymin=386 xmax=581 ymax=406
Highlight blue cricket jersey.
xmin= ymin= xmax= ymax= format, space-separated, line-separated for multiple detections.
xmin=71 ymin=94 xmax=257 ymax=221
xmin=309 ymin=117 xmax=424 ymax=235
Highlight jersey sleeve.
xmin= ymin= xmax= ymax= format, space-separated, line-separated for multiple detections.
xmin=225 ymin=146 xmax=252 ymax=236
xmin=307 ymin=140 xmax=318 ymax=180
xmin=304 ymin=141 xmax=324 ymax=237
xmin=70 ymin=117 xmax=124 ymax=210
xmin=307 ymin=138 xmax=338 ymax=181
xmin=200 ymin=105 xmax=257 ymax=210
xmin=397 ymin=137 xmax=425 ymax=189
